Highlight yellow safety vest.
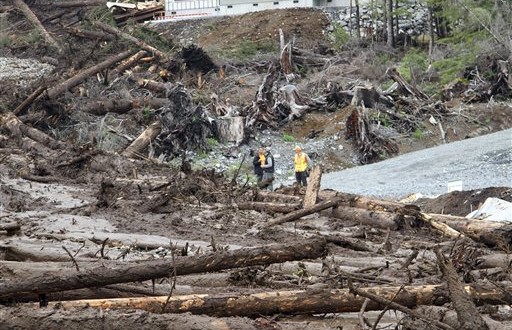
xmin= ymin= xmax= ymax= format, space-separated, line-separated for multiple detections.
xmin=294 ymin=153 xmax=308 ymax=172
xmin=259 ymin=154 xmax=266 ymax=166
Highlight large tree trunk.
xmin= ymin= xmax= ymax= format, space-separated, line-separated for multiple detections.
xmin=44 ymin=282 xmax=512 ymax=317
xmin=0 ymin=238 xmax=327 ymax=300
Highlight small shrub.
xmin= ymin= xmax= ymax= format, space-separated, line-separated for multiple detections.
xmin=397 ymin=48 xmax=429 ymax=82
xmin=206 ymin=137 xmax=219 ymax=147
xmin=220 ymin=40 xmax=277 ymax=60
xmin=369 ymin=112 xmax=391 ymax=127
xmin=412 ymin=127 xmax=424 ymax=140
xmin=329 ymin=22 xmax=350 ymax=49
xmin=282 ymin=133 xmax=295 ymax=142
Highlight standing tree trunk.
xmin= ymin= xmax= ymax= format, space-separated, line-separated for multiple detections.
xmin=386 ymin=0 xmax=394 ymax=48
xmin=355 ymin=0 xmax=361 ymax=39
xmin=427 ymin=6 xmax=435 ymax=57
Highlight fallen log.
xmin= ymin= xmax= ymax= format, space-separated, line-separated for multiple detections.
xmin=386 ymin=67 xmax=429 ymax=100
xmin=43 ymin=282 xmax=512 ymax=317
xmin=111 ymin=50 xmax=148 ymax=76
xmin=83 ymin=97 xmax=170 ymax=115
xmin=0 ymin=306 xmax=261 ymax=330
xmin=475 ymin=253 xmax=512 ymax=269
xmin=13 ymin=85 xmax=45 ymax=116
xmin=426 ymin=213 xmax=512 ymax=248
xmin=349 ymin=284 xmax=454 ymax=330
xmin=137 ymin=79 xmax=174 ymax=94
xmin=11 ymin=0 xmax=62 ymax=52
xmin=236 ymin=201 xmax=300 ymax=214
xmin=319 ymin=190 xmax=419 ymax=213
xmin=0 ymin=221 xmax=21 ymax=236
xmin=250 ymin=190 xmax=302 ymax=203
xmin=0 ymin=238 xmax=327 ymax=300
xmin=121 ymin=121 xmax=162 ymax=159
xmin=418 ymin=212 xmax=463 ymax=239
xmin=0 ymin=112 xmax=67 ymax=149
xmin=52 ymin=0 xmax=105 ymax=7
xmin=46 ymin=50 xmax=133 ymax=99
xmin=264 ymin=200 xmax=339 ymax=228
xmin=435 ymin=249 xmax=489 ymax=330
xmin=94 ymin=21 xmax=167 ymax=59
xmin=65 ymin=27 xmax=115 ymax=41
xmin=330 ymin=205 xmax=403 ymax=230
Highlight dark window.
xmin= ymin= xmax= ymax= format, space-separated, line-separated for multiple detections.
xmin=171 ymin=11 xmax=176 ymax=14
xmin=293 ymin=0 xmax=298 ymax=3
xmin=273 ymin=1 xmax=279 ymax=4
xmin=227 ymin=5 xmax=232 ymax=7
xmin=253 ymin=3 xmax=258 ymax=6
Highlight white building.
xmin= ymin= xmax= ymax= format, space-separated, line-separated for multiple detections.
xmin=159 ymin=0 xmax=356 ymax=21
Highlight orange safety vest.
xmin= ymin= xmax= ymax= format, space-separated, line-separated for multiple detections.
xmin=294 ymin=152 xmax=308 ymax=172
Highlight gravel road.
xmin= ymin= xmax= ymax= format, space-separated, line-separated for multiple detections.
xmin=321 ymin=129 xmax=512 ymax=200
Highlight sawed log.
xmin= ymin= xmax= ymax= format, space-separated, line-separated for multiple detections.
xmin=43 ymin=281 xmax=512 ymax=317
xmin=0 ymin=238 xmax=327 ymax=300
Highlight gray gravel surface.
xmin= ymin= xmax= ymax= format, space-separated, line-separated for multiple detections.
xmin=322 ymin=129 xmax=512 ymax=200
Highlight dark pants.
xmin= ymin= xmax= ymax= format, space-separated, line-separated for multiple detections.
xmin=295 ymin=171 xmax=307 ymax=186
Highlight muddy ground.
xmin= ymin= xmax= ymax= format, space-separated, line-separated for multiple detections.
xmin=0 ymin=4 xmax=511 ymax=330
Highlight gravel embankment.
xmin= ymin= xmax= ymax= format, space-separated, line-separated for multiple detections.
xmin=322 ymin=129 xmax=512 ymax=200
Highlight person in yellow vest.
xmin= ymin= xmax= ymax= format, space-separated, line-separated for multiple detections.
xmin=259 ymin=147 xmax=275 ymax=191
xmin=294 ymin=146 xmax=311 ymax=187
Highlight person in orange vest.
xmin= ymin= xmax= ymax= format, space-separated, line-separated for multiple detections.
xmin=294 ymin=145 xmax=311 ymax=187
